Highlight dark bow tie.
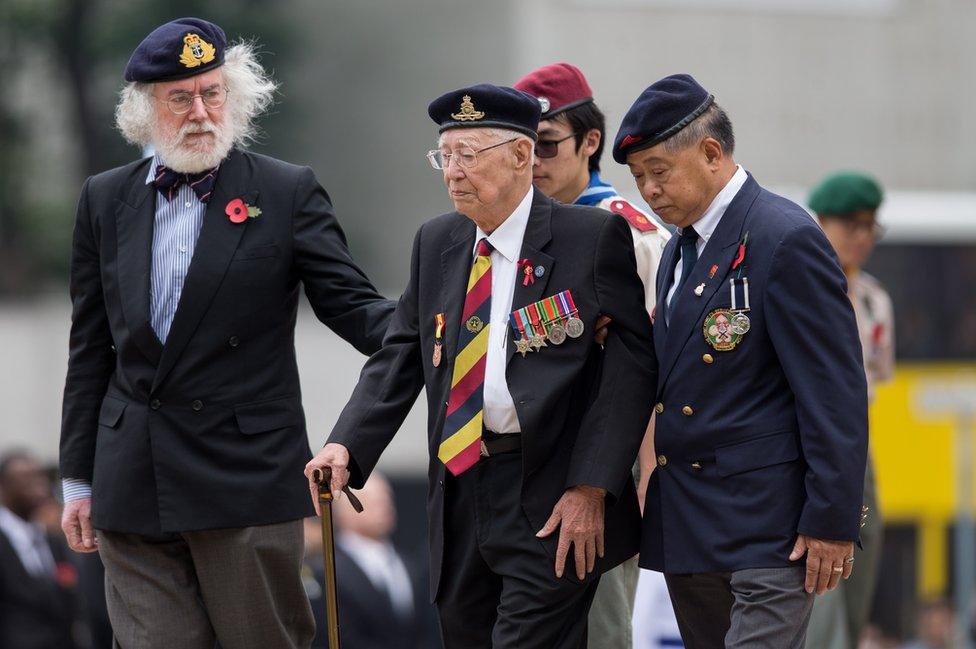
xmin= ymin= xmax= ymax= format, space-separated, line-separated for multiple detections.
xmin=151 ymin=164 xmax=218 ymax=203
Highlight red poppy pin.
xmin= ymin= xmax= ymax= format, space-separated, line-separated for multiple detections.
xmin=225 ymin=197 xmax=262 ymax=223
xmin=518 ymin=258 xmax=535 ymax=286
xmin=55 ymin=561 xmax=78 ymax=589
xmin=731 ymin=232 xmax=749 ymax=271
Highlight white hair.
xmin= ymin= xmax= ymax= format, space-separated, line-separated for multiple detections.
xmin=115 ymin=40 xmax=277 ymax=149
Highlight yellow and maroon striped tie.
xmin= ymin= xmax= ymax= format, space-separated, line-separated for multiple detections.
xmin=438 ymin=238 xmax=493 ymax=475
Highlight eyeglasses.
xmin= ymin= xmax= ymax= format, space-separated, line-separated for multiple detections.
xmin=159 ymin=87 xmax=229 ymax=115
xmin=839 ymin=220 xmax=886 ymax=239
xmin=534 ymin=133 xmax=576 ymax=159
xmin=426 ymin=138 xmax=518 ymax=170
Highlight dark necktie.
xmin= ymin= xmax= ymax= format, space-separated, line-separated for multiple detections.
xmin=667 ymin=226 xmax=700 ymax=321
xmin=151 ymin=164 xmax=218 ymax=203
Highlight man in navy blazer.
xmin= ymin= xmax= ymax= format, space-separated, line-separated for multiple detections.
xmin=613 ymin=75 xmax=868 ymax=648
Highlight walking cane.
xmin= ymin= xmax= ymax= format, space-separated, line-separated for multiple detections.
xmin=312 ymin=468 xmax=363 ymax=649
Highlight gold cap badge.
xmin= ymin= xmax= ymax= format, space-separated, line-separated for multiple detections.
xmin=179 ymin=33 xmax=217 ymax=69
xmin=451 ymin=95 xmax=485 ymax=121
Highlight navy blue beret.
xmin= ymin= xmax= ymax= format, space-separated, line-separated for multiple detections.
xmin=124 ymin=18 xmax=227 ymax=83
xmin=612 ymin=74 xmax=714 ymax=164
xmin=428 ymin=84 xmax=541 ymax=141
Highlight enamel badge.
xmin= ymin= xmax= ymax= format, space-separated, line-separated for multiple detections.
xmin=179 ymin=33 xmax=217 ymax=69
xmin=703 ymin=309 xmax=743 ymax=352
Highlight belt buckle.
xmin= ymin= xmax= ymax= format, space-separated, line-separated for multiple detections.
xmin=480 ymin=440 xmax=489 ymax=457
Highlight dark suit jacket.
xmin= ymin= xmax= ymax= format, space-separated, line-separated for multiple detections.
xmin=641 ymin=174 xmax=868 ymax=574
xmin=328 ymin=189 xmax=657 ymax=601
xmin=0 ymin=529 xmax=78 ymax=649
xmin=60 ymin=149 xmax=395 ymax=534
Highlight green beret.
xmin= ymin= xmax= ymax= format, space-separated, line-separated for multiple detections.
xmin=808 ymin=171 xmax=883 ymax=216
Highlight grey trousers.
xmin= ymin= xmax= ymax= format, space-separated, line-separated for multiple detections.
xmin=98 ymin=520 xmax=315 ymax=649
xmin=587 ymin=555 xmax=639 ymax=649
xmin=665 ymin=567 xmax=814 ymax=649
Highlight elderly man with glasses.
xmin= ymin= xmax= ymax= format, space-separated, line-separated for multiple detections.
xmin=306 ymin=83 xmax=657 ymax=648
xmin=59 ymin=18 xmax=394 ymax=649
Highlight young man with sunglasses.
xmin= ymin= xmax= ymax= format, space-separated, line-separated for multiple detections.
xmin=515 ymin=63 xmax=671 ymax=649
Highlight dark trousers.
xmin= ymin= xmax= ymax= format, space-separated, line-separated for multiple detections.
xmin=664 ymin=567 xmax=814 ymax=649
xmin=98 ymin=520 xmax=314 ymax=649
xmin=437 ymin=451 xmax=600 ymax=649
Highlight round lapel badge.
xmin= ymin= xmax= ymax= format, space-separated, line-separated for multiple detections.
xmin=534 ymin=265 xmax=545 ymax=278
xmin=703 ymin=309 xmax=742 ymax=351
xmin=466 ymin=316 xmax=484 ymax=333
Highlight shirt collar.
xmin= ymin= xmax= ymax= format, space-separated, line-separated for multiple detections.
xmin=681 ymin=164 xmax=747 ymax=243
xmin=475 ymin=186 xmax=534 ymax=263
xmin=0 ymin=506 xmax=42 ymax=543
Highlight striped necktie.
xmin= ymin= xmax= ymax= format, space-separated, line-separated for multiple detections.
xmin=437 ymin=238 xmax=493 ymax=476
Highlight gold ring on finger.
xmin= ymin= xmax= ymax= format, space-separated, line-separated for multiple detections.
xmin=832 ymin=566 xmax=843 ymax=573
xmin=844 ymin=556 xmax=855 ymax=564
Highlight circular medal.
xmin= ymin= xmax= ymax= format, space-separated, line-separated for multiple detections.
xmin=465 ymin=316 xmax=484 ymax=333
xmin=702 ymin=309 xmax=742 ymax=352
xmin=730 ymin=312 xmax=751 ymax=335
xmin=547 ymin=324 xmax=567 ymax=345
xmin=565 ymin=317 xmax=585 ymax=339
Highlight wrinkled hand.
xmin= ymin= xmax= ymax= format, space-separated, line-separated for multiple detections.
xmin=789 ymin=534 xmax=854 ymax=594
xmin=62 ymin=497 xmax=98 ymax=553
xmin=593 ymin=315 xmax=613 ymax=347
xmin=304 ymin=443 xmax=351 ymax=516
xmin=536 ymin=485 xmax=606 ymax=580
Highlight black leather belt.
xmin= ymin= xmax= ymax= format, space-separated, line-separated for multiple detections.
xmin=480 ymin=431 xmax=522 ymax=457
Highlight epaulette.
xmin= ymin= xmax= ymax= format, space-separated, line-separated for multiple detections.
xmin=609 ymin=199 xmax=657 ymax=232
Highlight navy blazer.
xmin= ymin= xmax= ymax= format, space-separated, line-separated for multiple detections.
xmin=641 ymin=174 xmax=868 ymax=574
xmin=329 ymin=190 xmax=657 ymax=600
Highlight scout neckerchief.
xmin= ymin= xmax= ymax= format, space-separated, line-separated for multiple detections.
xmin=574 ymin=170 xmax=617 ymax=206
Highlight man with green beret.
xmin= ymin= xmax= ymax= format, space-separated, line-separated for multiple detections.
xmin=806 ymin=171 xmax=894 ymax=649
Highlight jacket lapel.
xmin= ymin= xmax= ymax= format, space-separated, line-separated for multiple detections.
xmin=505 ymin=191 xmax=554 ymax=366
xmin=654 ymin=236 xmax=679 ymax=362
xmin=152 ymin=149 xmax=252 ymax=391
xmin=115 ymin=159 xmax=163 ymax=366
xmin=657 ymin=177 xmax=761 ymax=390
xmin=439 ymin=217 xmax=477 ymax=372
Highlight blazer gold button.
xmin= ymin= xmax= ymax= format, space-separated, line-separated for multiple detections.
xmin=655 ymin=403 xmax=664 ymax=414
xmin=657 ymin=454 xmax=668 ymax=467
xmin=192 ymin=400 xmax=203 ymax=411
xmin=682 ymin=406 xmax=694 ymax=416
xmin=702 ymin=354 xmax=714 ymax=364
xmin=691 ymin=462 xmax=703 ymax=470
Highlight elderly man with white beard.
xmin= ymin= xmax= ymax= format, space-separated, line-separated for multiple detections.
xmin=58 ymin=18 xmax=394 ymax=649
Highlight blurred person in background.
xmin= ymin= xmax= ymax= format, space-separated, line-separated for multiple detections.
xmin=0 ymin=450 xmax=80 ymax=648
xmin=58 ymin=17 xmax=394 ymax=649
xmin=514 ymin=61 xmax=672 ymax=649
xmin=902 ymin=600 xmax=958 ymax=649
xmin=308 ymin=83 xmax=656 ymax=648
xmin=806 ymin=171 xmax=893 ymax=649
xmin=615 ymin=74 xmax=868 ymax=648
xmin=304 ymin=472 xmax=427 ymax=649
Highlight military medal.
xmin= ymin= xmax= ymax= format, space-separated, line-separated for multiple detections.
xmin=509 ymin=307 xmax=534 ymax=357
xmin=548 ymin=323 xmax=568 ymax=345
xmin=527 ymin=303 xmax=548 ymax=351
xmin=433 ymin=313 xmax=445 ymax=367
xmin=728 ymin=232 xmax=752 ymax=337
xmin=558 ymin=291 xmax=585 ymax=339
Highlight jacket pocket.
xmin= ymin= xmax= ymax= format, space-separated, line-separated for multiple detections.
xmin=233 ymin=244 xmax=279 ymax=260
xmin=98 ymin=396 xmax=127 ymax=428
xmin=715 ymin=430 xmax=799 ymax=477
xmin=233 ymin=396 xmax=302 ymax=434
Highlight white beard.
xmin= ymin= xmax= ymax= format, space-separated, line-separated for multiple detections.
xmin=152 ymin=118 xmax=235 ymax=173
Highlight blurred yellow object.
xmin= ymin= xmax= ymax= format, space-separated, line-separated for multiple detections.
xmin=872 ymin=362 xmax=976 ymax=597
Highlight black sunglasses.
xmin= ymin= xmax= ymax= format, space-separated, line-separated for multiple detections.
xmin=535 ymin=133 xmax=576 ymax=159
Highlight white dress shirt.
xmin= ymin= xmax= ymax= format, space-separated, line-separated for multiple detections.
xmin=473 ymin=186 xmax=534 ymax=434
xmin=0 ymin=506 xmax=56 ymax=578
xmin=665 ymin=165 xmax=748 ymax=315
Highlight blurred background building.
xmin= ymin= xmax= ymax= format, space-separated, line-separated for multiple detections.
xmin=1 ymin=0 xmax=974 ymax=646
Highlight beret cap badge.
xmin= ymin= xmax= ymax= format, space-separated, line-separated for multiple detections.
xmin=450 ymin=95 xmax=486 ymax=122
xmin=179 ymin=33 xmax=217 ymax=69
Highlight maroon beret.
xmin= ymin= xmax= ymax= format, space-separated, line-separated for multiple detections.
xmin=514 ymin=62 xmax=594 ymax=120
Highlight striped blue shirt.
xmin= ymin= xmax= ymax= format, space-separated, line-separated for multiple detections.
xmin=146 ymin=155 xmax=208 ymax=343
xmin=62 ymin=156 xmax=208 ymax=503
